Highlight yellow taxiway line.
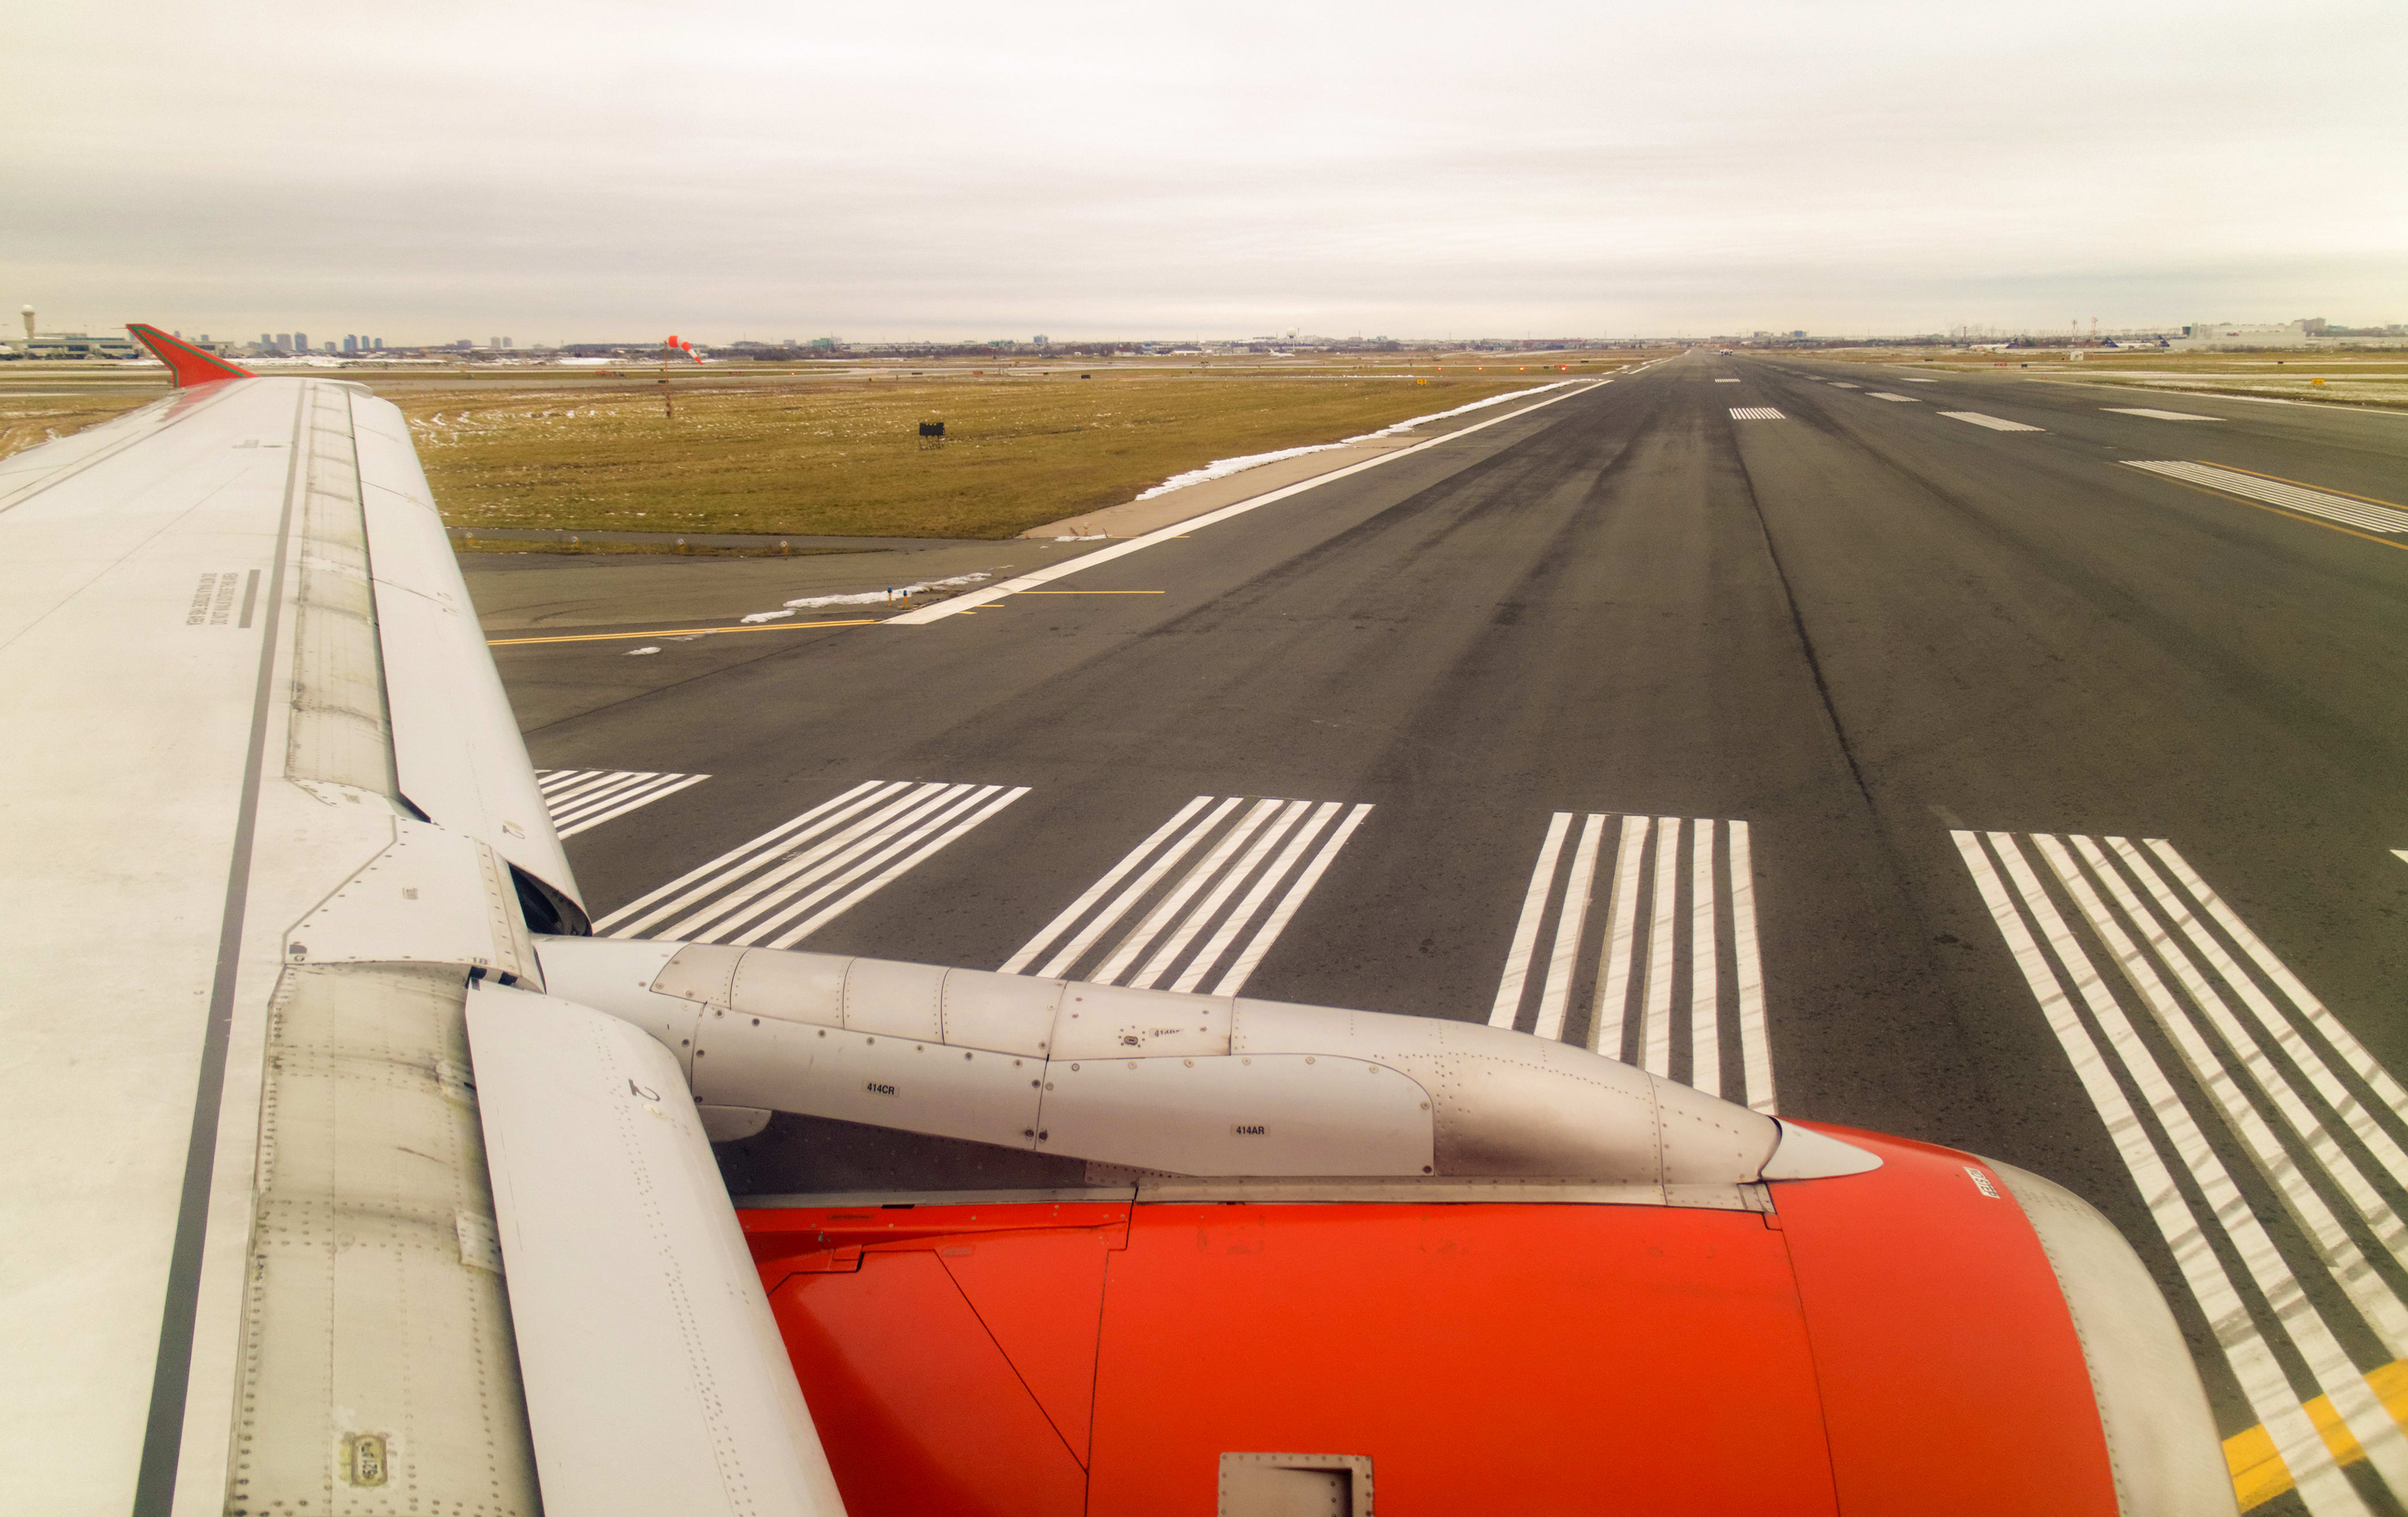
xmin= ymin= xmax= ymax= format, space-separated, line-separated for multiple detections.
xmin=2226 ymin=1359 xmax=2408 ymax=1510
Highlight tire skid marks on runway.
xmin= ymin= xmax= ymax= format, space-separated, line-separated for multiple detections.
xmin=2124 ymin=461 xmax=2408 ymax=536
xmin=1490 ymin=814 xmax=1774 ymax=1115
xmin=535 ymin=768 xmax=710 ymax=838
xmin=1957 ymin=830 xmax=2408 ymax=1516
xmin=593 ymin=778 xmax=1029 ymax=946
xmin=1000 ymin=794 xmax=1372 ymax=995
xmin=1728 ymin=407 xmax=1786 ymax=421
xmin=1941 ymin=411 xmax=2046 ymax=432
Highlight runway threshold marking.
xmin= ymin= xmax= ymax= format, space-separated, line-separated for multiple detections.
xmin=1490 ymin=813 xmax=1773 ymax=1113
xmin=593 ymin=778 xmax=1029 ymax=947
xmin=2122 ymin=461 xmax=2408 ymax=544
xmin=1955 ymin=830 xmax=2408 ymax=1514
xmin=535 ymin=768 xmax=710 ymax=837
xmin=997 ymin=794 xmax=1372 ymax=995
xmin=488 ymin=617 xmax=878 ymax=646
xmin=1939 ymin=411 xmax=2044 ymax=432
xmin=887 ymin=379 xmax=1605 ymax=622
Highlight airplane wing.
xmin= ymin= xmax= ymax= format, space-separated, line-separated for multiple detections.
xmin=0 ymin=325 xmax=2233 ymax=1516
xmin=0 ymin=332 xmax=832 ymax=1516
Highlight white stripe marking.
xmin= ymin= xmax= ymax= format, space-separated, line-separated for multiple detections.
xmin=1094 ymin=798 xmax=1284 ymax=985
xmin=1639 ymin=817 xmax=1682 ymax=1077
xmin=1728 ymin=407 xmax=1786 ymax=420
xmin=1490 ymin=812 xmax=1574 ymax=1028
xmin=998 ymin=797 xmax=1212 ymax=976
xmin=594 ymin=780 xmax=890 ymax=935
xmin=1589 ymin=816 xmax=1651 ymax=1060
xmin=534 ymin=768 xmax=713 ymax=837
xmin=1953 ymin=832 xmax=2367 ymax=1516
xmin=666 ymin=783 xmax=964 ymax=941
xmin=1208 ymin=803 xmax=1374 ymax=996
xmin=2105 ymin=408 xmax=2223 ymax=421
xmin=1940 ymin=412 xmax=2045 ymax=432
xmin=890 ymin=382 xmax=1603 ymax=622
xmin=2009 ymin=833 xmax=2408 ymax=1496
xmin=1689 ymin=820 xmax=1720 ymax=1099
xmin=763 ymin=786 xmax=1029 ymax=949
xmin=2148 ymin=840 xmax=2408 ymax=1125
xmin=2047 ymin=836 xmax=2408 ymax=1355
xmin=1532 ymin=815 xmax=1606 ymax=1042
xmin=2123 ymin=461 xmax=2408 ymax=534
xmin=1866 ymin=393 xmax=1920 ymax=402
xmin=1026 ymin=797 xmax=1242 ymax=980
xmin=1730 ymin=820 xmax=1774 ymax=1114
xmin=1133 ymin=799 xmax=1306 ymax=990
xmin=2113 ymin=839 xmax=2408 ymax=1208
xmin=726 ymin=785 xmax=990 ymax=946
xmin=1174 ymin=801 xmax=1344 ymax=995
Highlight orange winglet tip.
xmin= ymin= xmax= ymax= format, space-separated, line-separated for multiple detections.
xmin=125 ymin=324 xmax=253 ymax=387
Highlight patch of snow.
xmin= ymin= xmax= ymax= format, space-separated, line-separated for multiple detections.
xmin=740 ymin=609 xmax=796 ymax=623
xmin=1130 ymin=381 xmax=1573 ymax=501
xmin=782 ymin=570 xmax=993 ymax=610
xmin=627 ymin=646 xmax=661 ymax=655
xmin=1054 ymin=533 xmax=1110 ymax=541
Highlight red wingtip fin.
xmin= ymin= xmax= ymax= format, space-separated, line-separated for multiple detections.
xmin=125 ymin=324 xmax=254 ymax=387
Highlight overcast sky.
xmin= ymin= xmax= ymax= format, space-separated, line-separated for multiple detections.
xmin=6 ymin=1 xmax=2401 ymax=343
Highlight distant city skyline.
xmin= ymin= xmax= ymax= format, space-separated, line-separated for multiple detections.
xmin=6 ymin=1 xmax=2399 ymax=344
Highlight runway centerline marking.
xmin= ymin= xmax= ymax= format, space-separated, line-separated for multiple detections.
xmin=535 ymin=768 xmax=710 ymax=837
xmin=489 ymin=618 xmax=877 ymax=646
xmin=1940 ymin=411 xmax=2045 ymax=432
xmin=889 ymin=379 xmax=1605 ymax=623
xmin=1491 ymin=812 xmax=1774 ymax=1113
xmin=1866 ymin=393 xmax=1921 ymax=402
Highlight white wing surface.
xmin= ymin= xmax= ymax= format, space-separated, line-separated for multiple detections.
xmin=0 ymin=359 xmax=832 ymax=1517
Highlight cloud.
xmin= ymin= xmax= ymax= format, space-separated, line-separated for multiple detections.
xmin=5 ymin=0 xmax=2400 ymax=338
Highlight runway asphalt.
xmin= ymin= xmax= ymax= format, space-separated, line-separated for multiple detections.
xmin=479 ymin=351 xmax=2408 ymax=1514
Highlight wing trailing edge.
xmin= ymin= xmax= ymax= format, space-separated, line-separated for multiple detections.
xmin=126 ymin=322 xmax=253 ymax=386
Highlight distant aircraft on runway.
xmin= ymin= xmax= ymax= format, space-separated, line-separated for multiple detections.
xmin=0 ymin=320 xmax=2236 ymax=1517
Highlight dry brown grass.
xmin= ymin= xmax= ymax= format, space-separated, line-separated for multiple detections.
xmin=393 ymin=373 xmax=1562 ymax=538
xmin=0 ymin=364 xmax=1637 ymax=537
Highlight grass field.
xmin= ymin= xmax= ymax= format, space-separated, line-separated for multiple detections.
xmin=0 ymin=360 xmax=1643 ymax=537
xmin=398 ymin=373 xmax=1569 ymax=538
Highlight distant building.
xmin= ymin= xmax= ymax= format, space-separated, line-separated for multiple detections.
xmin=342 ymin=335 xmax=358 ymax=354
xmin=293 ymin=332 xmax=309 ymax=352
xmin=2173 ymin=320 xmax=2309 ymax=350
xmin=372 ymin=338 xmax=384 ymax=351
